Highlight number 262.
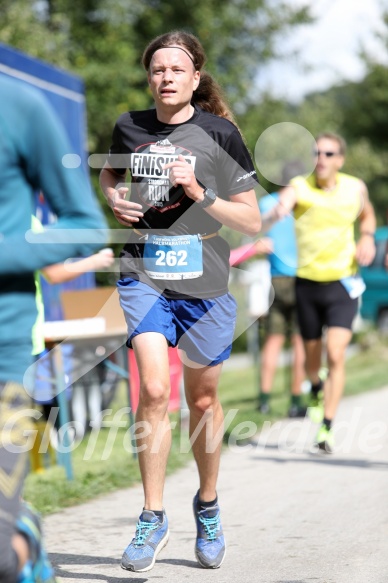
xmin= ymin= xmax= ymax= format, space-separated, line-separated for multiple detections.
xmin=155 ymin=250 xmax=188 ymax=267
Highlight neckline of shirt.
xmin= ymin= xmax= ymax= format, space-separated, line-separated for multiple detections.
xmin=151 ymin=103 xmax=201 ymax=130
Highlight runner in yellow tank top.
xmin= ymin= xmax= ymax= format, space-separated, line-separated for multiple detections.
xmin=262 ymin=133 xmax=376 ymax=453
xmin=292 ymin=172 xmax=361 ymax=282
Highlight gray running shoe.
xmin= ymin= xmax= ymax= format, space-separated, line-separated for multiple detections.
xmin=193 ymin=491 xmax=226 ymax=569
xmin=121 ymin=510 xmax=169 ymax=572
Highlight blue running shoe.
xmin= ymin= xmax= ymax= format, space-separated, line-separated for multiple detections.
xmin=121 ymin=510 xmax=169 ymax=572
xmin=193 ymin=491 xmax=226 ymax=569
xmin=16 ymin=501 xmax=57 ymax=583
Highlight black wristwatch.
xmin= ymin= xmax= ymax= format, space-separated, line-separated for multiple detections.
xmin=198 ymin=187 xmax=217 ymax=209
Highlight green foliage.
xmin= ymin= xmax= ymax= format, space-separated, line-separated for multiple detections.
xmin=0 ymin=0 xmax=312 ymax=156
xmin=338 ymin=65 xmax=388 ymax=148
xmin=294 ymin=72 xmax=388 ymax=222
xmin=3 ymin=1 xmax=388 ymax=227
xmin=0 ymin=0 xmax=70 ymax=67
xmin=240 ymin=64 xmax=388 ymax=221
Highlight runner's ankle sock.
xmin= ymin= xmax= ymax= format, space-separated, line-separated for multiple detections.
xmin=290 ymin=395 xmax=302 ymax=407
xmin=197 ymin=494 xmax=217 ymax=510
xmin=311 ymin=379 xmax=323 ymax=397
xmin=259 ymin=392 xmax=270 ymax=405
xmin=323 ymin=418 xmax=332 ymax=430
xmin=148 ymin=509 xmax=164 ymax=522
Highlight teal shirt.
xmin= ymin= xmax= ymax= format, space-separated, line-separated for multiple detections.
xmin=259 ymin=193 xmax=297 ymax=276
xmin=0 ymin=75 xmax=108 ymax=383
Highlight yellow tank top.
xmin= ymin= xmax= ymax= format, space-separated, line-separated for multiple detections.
xmin=290 ymin=173 xmax=361 ymax=281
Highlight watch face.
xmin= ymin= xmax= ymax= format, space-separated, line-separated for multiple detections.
xmin=205 ymin=188 xmax=216 ymax=199
xmin=201 ymin=188 xmax=217 ymax=207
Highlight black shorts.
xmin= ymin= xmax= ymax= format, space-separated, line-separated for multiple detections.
xmin=295 ymin=277 xmax=358 ymax=340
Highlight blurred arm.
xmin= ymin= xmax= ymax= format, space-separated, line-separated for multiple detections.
xmin=356 ymin=180 xmax=376 ymax=267
xmin=260 ymin=185 xmax=297 ymax=234
xmin=42 ymin=249 xmax=114 ymax=284
xmin=229 ymin=237 xmax=273 ymax=266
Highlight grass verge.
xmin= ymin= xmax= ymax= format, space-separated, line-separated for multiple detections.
xmin=23 ymin=402 xmax=192 ymax=515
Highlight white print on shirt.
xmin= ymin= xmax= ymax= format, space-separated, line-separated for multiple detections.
xmin=131 ymin=153 xmax=196 ymax=178
xmin=131 ymin=143 xmax=196 ymax=210
xmin=150 ymin=139 xmax=176 ymax=154
xmin=147 ymin=179 xmax=170 ymax=207
xmin=236 ymin=170 xmax=256 ymax=182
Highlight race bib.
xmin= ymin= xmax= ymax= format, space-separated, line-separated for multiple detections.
xmin=143 ymin=234 xmax=203 ymax=280
xmin=340 ymin=275 xmax=366 ymax=299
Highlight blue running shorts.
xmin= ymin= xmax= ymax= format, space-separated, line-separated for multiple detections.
xmin=117 ymin=278 xmax=237 ymax=366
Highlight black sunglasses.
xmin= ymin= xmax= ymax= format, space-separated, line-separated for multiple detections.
xmin=313 ymin=150 xmax=341 ymax=158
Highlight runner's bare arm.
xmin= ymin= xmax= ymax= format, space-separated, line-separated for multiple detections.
xmin=356 ymin=180 xmax=376 ymax=266
xmin=41 ymin=249 xmax=114 ymax=284
xmin=260 ymin=185 xmax=297 ymax=233
xmin=205 ymin=189 xmax=261 ymax=237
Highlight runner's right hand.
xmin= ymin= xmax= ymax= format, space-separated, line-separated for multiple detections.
xmin=109 ymin=187 xmax=144 ymax=226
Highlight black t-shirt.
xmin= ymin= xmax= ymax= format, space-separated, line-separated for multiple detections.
xmin=108 ymin=104 xmax=258 ymax=299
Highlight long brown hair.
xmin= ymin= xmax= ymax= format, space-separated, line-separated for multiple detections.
xmin=142 ymin=30 xmax=238 ymax=127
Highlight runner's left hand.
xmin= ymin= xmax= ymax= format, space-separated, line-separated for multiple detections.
xmin=356 ymin=235 xmax=376 ymax=266
xmin=163 ymin=155 xmax=203 ymax=202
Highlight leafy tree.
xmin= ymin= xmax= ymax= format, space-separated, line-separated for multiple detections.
xmin=242 ymin=69 xmax=388 ymax=222
xmin=123 ymin=0 xmax=312 ymax=108
xmin=0 ymin=0 xmax=70 ymax=67
xmin=0 ymin=0 xmax=313 ymax=154
xmin=336 ymin=65 xmax=388 ymax=149
xmin=0 ymin=0 xmax=314 ymax=255
xmin=311 ymin=65 xmax=388 ymax=222
xmin=293 ymin=11 xmax=388 ymax=224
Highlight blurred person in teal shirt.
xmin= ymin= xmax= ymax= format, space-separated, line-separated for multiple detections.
xmin=0 ymin=74 xmax=107 ymax=583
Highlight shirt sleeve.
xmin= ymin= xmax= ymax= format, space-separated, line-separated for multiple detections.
xmin=216 ymin=129 xmax=258 ymax=197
